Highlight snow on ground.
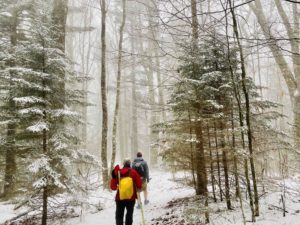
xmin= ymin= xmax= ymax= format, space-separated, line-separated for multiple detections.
xmin=1 ymin=171 xmax=300 ymax=225
xmin=0 ymin=203 xmax=21 ymax=223
xmin=65 ymin=169 xmax=194 ymax=225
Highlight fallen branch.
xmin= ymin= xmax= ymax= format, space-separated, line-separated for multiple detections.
xmin=268 ymin=204 xmax=288 ymax=213
xmin=3 ymin=208 xmax=39 ymax=225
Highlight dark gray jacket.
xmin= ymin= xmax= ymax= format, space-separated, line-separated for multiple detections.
xmin=132 ymin=157 xmax=149 ymax=182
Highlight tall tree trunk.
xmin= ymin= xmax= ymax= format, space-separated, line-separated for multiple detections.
xmin=195 ymin=120 xmax=209 ymax=224
xmin=148 ymin=1 xmax=166 ymax=123
xmin=292 ymin=3 xmax=300 ymax=149
xmin=214 ymin=121 xmax=223 ymax=201
xmin=207 ymin=124 xmax=216 ymax=202
xmin=195 ymin=121 xmax=207 ymax=195
xmin=52 ymin=0 xmax=68 ymax=110
xmin=250 ymin=0 xmax=300 ymax=150
xmin=220 ymin=121 xmax=232 ymax=210
xmin=231 ymin=111 xmax=240 ymax=198
xmin=100 ymin=0 xmax=109 ymax=189
xmin=52 ymin=0 xmax=68 ymax=51
xmin=143 ymin=11 xmax=158 ymax=164
xmin=41 ymin=127 xmax=48 ymax=225
xmin=41 ymin=43 xmax=48 ymax=225
xmin=111 ymin=0 xmax=127 ymax=171
xmin=190 ymin=3 xmax=209 ymax=221
xmin=130 ymin=22 xmax=138 ymax=160
xmin=229 ymin=0 xmax=259 ymax=216
xmin=230 ymin=111 xmax=246 ymax=224
xmin=189 ymin=112 xmax=197 ymax=191
xmin=81 ymin=6 xmax=94 ymax=149
xmin=3 ymin=9 xmax=18 ymax=199
xmin=224 ymin=4 xmax=254 ymax=221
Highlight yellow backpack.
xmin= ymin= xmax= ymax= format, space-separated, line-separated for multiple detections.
xmin=118 ymin=170 xmax=134 ymax=200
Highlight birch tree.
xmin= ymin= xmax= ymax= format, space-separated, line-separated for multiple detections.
xmin=100 ymin=0 xmax=109 ymax=188
xmin=111 ymin=0 xmax=127 ymax=171
xmin=249 ymin=0 xmax=300 ymax=150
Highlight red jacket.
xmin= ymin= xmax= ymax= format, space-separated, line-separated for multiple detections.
xmin=110 ymin=166 xmax=142 ymax=201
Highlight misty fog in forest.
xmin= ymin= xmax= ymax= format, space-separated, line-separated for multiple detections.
xmin=0 ymin=0 xmax=300 ymax=225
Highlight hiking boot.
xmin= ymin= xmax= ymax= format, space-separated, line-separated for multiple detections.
xmin=136 ymin=204 xmax=141 ymax=209
xmin=144 ymin=200 xmax=149 ymax=205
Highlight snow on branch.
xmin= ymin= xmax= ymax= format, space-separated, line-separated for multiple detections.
xmin=50 ymin=109 xmax=80 ymax=118
xmin=18 ymin=107 xmax=44 ymax=115
xmin=27 ymin=121 xmax=48 ymax=133
xmin=13 ymin=96 xmax=46 ymax=104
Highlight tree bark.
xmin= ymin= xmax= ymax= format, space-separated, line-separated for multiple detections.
xmin=214 ymin=121 xmax=223 ymax=201
xmin=149 ymin=1 xmax=166 ymax=122
xmin=52 ymin=0 xmax=68 ymax=52
xmin=195 ymin=121 xmax=207 ymax=196
xmin=220 ymin=121 xmax=232 ymax=210
xmin=190 ymin=6 xmax=209 ymax=223
xmin=250 ymin=0 xmax=300 ymax=149
xmin=3 ymin=9 xmax=18 ymax=199
xmin=111 ymin=0 xmax=127 ymax=172
xmin=100 ymin=0 xmax=109 ymax=189
xmin=231 ymin=111 xmax=240 ymax=198
xmin=41 ymin=127 xmax=48 ymax=225
xmin=189 ymin=112 xmax=197 ymax=191
xmin=229 ymin=0 xmax=259 ymax=216
xmin=130 ymin=21 xmax=138 ymax=160
xmin=41 ymin=185 xmax=48 ymax=225
xmin=224 ymin=5 xmax=254 ymax=221
xmin=207 ymin=124 xmax=216 ymax=202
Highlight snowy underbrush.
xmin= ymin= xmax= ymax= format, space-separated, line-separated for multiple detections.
xmin=150 ymin=174 xmax=300 ymax=225
xmin=0 ymin=170 xmax=110 ymax=225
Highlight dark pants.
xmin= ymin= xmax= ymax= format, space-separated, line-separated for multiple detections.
xmin=116 ymin=200 xmax=136 ymax=225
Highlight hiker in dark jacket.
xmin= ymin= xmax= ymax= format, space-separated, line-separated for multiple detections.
xmin=111 ymin=159 xmax=142 ymax=225
xmin=132 ymin=152 xmax=150 ymax=207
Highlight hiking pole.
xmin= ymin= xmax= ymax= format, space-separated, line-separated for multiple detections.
xmin=136 ymin=191 xmax=146 ymax=225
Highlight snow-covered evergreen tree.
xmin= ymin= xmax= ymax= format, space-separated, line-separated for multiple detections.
xmin=0 ymin=0 xmax=33 ymax=198
xmin=163 ymin=32 xmax=288 ymax=218
xmin=0 ymin=1 xmax=96 ymax=224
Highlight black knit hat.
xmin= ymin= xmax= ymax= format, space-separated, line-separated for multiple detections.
xmin=123 ymin=158 xmax=131 ymax=167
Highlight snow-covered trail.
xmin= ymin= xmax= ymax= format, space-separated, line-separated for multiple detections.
xmin=66 ymin=170 xmax=194 ymax=225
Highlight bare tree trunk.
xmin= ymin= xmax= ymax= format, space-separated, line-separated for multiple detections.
xmin=256 ymin=40 xmax=263 ymax=98
xmin=41 ymin=128 xmax=48 ymax=225
xmin=111 ymin=0 xmax=127 ymax=171
xmin=250 ymin=0 xmax=300 ymax=150
xmin=195 ymin=120 xmax=209 ymax=223
xmin=143 ymin=13 xmax=158 ymax=164
xmin=207 ymin=124 xmax=217 ymax=202
xmin=220 ymin=121 xmax=232 ymax=210
xmin=229 ymin=0 xmax=259 ymax=216
xmin=214 ymin=121 xmax=223 ymax=201
xmin=190 ymin=2 xmax=209 ymax=221
xmin=41 ymin=44 xmax=48 ymax=225
xmin=189 ymin=112 xmax=197 ymax=191
xmin=231 ymin=111 xmax=240 ymax=198
xmin=81 ymin=6 xmax=94 ymax=149
xmin=224 ymin=6 xmax=254 ymax=221
xmin=52 ymin=0 xmax=68 ymax=52
xmin=149 ymin=1 xmax=166 ymax=122
xmin=195 ymin=121 xmax=207 ymax=196
xmin=3 ymin=9 xmax=18 ymax=199
xmin=100 ymin=0 xmax=109 ymax=189
xmin=130 ymin=22 xmax=138 ymax=160
xmin=230 ymin=112 xmax=246 ymax=224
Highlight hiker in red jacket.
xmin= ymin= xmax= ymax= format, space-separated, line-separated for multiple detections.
xmin=111 ymin=158 xmax=142 ymax=225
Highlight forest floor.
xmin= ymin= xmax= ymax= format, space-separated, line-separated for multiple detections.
xmin=66 ymin=170 xmax=300 ymax=225
xmin=65 ymin=170 xmax=194 ymax=225
xmin=1 ymin=170 xmax=300 ymax=225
